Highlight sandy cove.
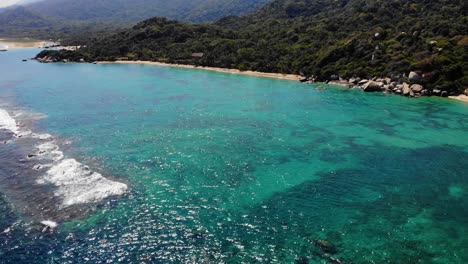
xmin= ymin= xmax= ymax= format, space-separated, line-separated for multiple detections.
xmin=0 ymin=38 xmax=47 ymax=49
xmin=99 ymin=61 xmax=302 ymax=81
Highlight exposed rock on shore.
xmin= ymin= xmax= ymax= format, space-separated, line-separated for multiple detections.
xmin=363 ymin=81 xmax=384 ymax=92
xmin=311 ymin=72 xmax=464 ymax=99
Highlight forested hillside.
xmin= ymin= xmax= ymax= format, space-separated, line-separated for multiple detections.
xmin=28 ymin=0 xmax=268 ymax=23
xmin=0 ymin=0 xmax=268 ymax=37
xmin=0 ymin=6 xmax=127 ymax=38
xmin=39 ymin=0 xmax=467 ymax=93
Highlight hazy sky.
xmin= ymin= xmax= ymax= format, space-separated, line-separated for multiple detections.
xmin=0 ymin=0 xmax=21 ymax=7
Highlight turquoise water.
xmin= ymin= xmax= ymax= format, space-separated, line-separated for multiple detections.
xmin=0 ymin=49 xmax=467 ymax=263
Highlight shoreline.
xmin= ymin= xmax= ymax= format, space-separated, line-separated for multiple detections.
xmin=448 ymin=95 xmax=468 ymax=103
xmin=0 ymin=38 xmax=47 ymax=49
xmin=35 ymin=57 xmax=468 ymax=102
xmin=99 ymin=61 xmax=302 ymax=81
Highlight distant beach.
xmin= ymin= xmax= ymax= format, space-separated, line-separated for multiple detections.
xmin=100 ymin=61 xmax=302 ymax=81
xmin=0 ymin=38 xmax=46 ymax=49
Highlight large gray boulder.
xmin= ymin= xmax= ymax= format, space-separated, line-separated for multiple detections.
xmin=464 ymin=89 xmax=468 ymax=96
xmin=408 ymin=71 xmax=421 ymax=83
xmin=363 ymin=81 xmax=384 ymax=92
xmin=410 ymin=84 xmax=424 ymax=93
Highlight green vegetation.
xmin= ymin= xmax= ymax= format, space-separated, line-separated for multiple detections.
xmin=37 ymin=0 xmax=467 ymax=93
xmin=0 ymin=0 xmax=267 ymax=38
xmin=27 ymin=0 xmax=268 ymax=23
xmin=0 ymin=6 xmax=128 ymax=39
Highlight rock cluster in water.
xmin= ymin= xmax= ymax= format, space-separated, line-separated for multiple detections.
xmin=301 ymin=71 xmax=466 ymax=98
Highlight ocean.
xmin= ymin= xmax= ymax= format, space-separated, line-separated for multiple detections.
xmin=0 ymin=48 xmax=467 ymax=263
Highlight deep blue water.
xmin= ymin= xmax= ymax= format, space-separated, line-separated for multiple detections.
xmin=0 ymin=49 xmax=467 ymax=263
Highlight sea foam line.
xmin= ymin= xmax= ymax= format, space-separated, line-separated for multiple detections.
xmin=0 ymin=108 xmax=19 ymax=134
xmin=0 ymin=107 xmax=128 ymax=208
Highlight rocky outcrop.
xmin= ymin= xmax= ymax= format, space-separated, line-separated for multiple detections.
xmin=328 ymin=80 xmax=354 ymax=88
xmin=363 ymin=81 xmax=384 ymax=92
xmin=402 ymin=83 xmax=411 ymax=96
xmin=349 ymin=77 xmax=360 ymax=84
xmin=303 ymin=74 xmax=459 ymax=99
xmin=35 ymin=56 xmax=57 ymax=63
xmin=409 ymin=71 xmax=421 ymax=82
xmin=410 ymin=84 xmax=424 ymax=93
xmin=358 ymin=79 xmax=369 ymax=86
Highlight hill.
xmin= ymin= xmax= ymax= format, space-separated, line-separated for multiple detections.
xmin=38 ymin=0 xmax=468 ymax=94
xmin=0 ymin=0 xmax=268 ymax=38
xmin=27 ymin=0 xmax=268 ymax=23
xmin=0 ymin=6 xmax=127 ymax=38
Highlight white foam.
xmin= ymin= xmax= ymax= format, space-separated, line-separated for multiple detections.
xmin=0 ymin=107 xmax=128 ymax=208
xmin=38 ymin=159 xmax=128 ymax=207
xmin=40 ymin=220 xmax=58 ymax=229
xmin=35 ymin=142 xmax=64 ymax=161
xmin=0 ymin=109 xmax=19 ymax=134
xmin=31 ymin=133 xmax=53 ymax=140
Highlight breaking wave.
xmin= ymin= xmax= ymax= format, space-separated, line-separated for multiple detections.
xmin=0 ymin=107 xmax=128 ymax=210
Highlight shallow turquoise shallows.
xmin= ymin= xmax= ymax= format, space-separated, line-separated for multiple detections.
xmin=0 ymin=49 xmax=467 ymax=263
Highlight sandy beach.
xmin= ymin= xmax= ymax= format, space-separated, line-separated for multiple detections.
xmin=0 ymin=38 xmax=47 ymax=49
xmin=449 ymin=94 xmax=468 ymax=103
xmin=100 ymin=61 xmax=302 ymax=81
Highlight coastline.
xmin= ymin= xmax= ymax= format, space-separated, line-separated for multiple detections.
xmin=448 ymin=95 xmax=468 ymax=103
xmin=0 ymin=38 xmax=47 ymax=49
xmin=35 ymin=56 xmax=467 ymax=101
xmin=99 ymin=61 xmax=302 ymax=81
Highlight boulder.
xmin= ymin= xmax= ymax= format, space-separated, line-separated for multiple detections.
xmin=410 ymin=84 xmax=424 ymax=92
xmin=349 ymin=77 xmax=360 ymax=84
xmin=432 ymin=89 xmax=441 ymax=96
xmin=402 ymin=83 xmax=411 ymax=96
xmin=328 ymin=80 xmax=353 ymax=88
xmin=313 ymin=240 xmax=337 ymax=254
xmin=384 ymin=78 xmax=392 ymax=85
xmin=363 ymin=81 xmax=384 ymax=92
xmin=441 ymin=91 xmax=448 ymax=97
xmin=383 ymin=85 xmax=391 ymax=93
xmin=395 ymin=89 xmax=402 ymax=94
xmin=408 ymin=71 xmax=421 ymax=82
xmin=464 ymin=89 xmax=468 ymax=96
xmin=358 ymin=79 xmax=369 ymax=85
xmin=421 ymin=89 xmax=431 ymax=96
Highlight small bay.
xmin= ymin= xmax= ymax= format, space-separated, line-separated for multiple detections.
xmin=0 ymin=49 xmax=467 ymax=263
